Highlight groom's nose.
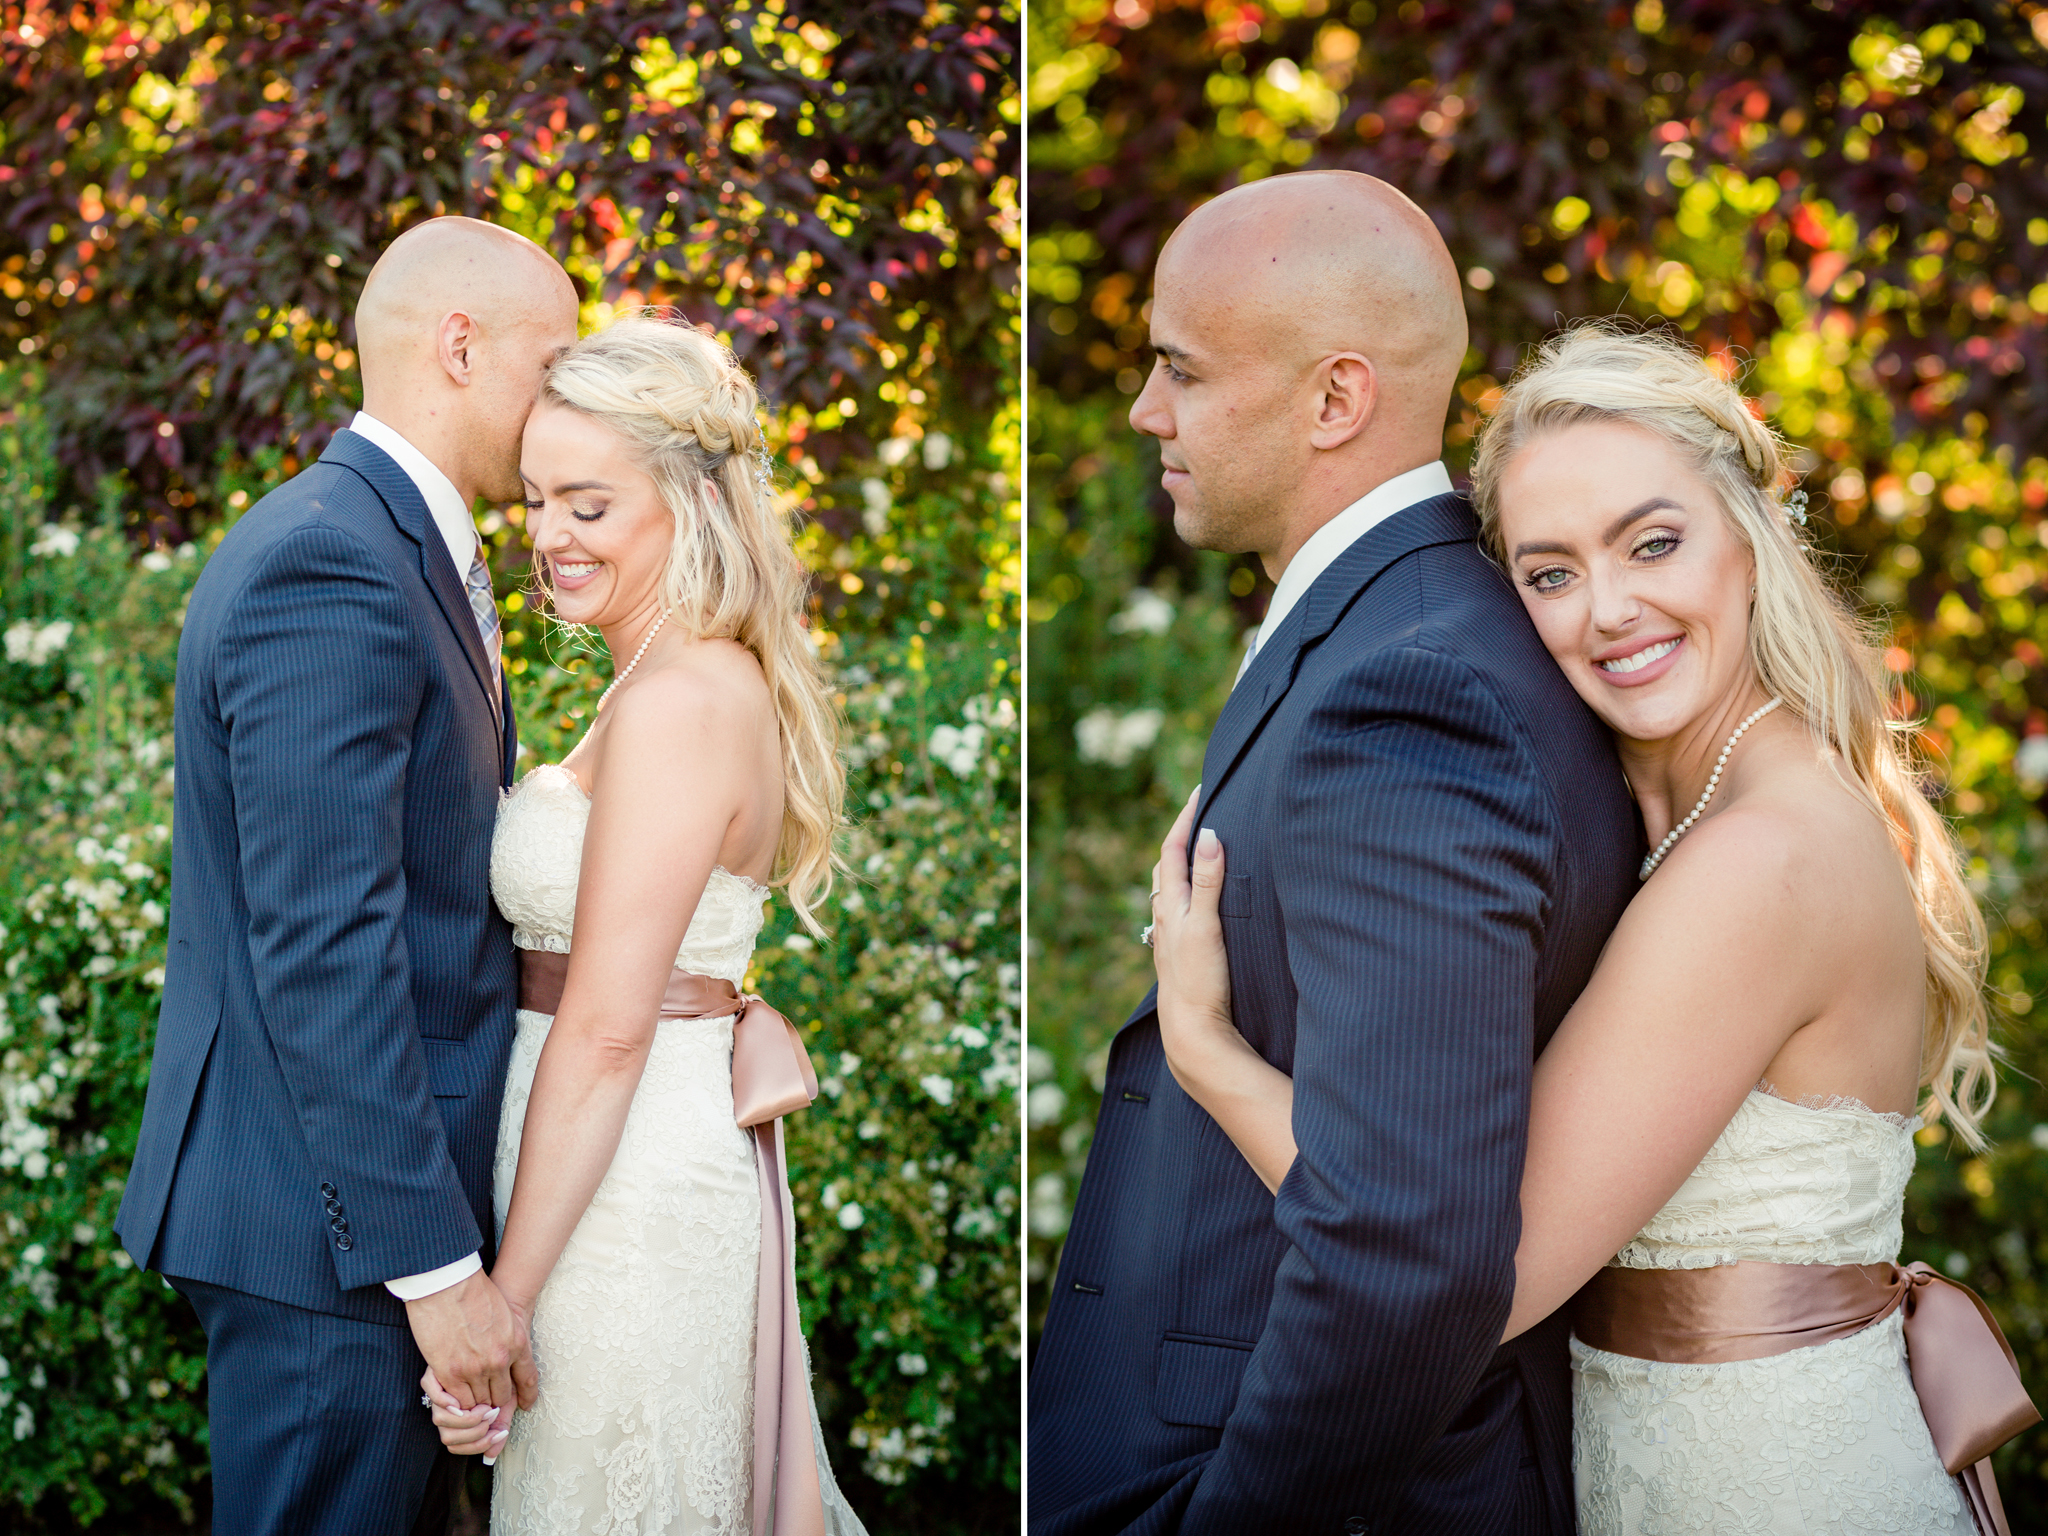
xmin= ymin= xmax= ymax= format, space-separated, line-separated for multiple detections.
xmin=1129 ymin=366 xmax=1171 ymax=439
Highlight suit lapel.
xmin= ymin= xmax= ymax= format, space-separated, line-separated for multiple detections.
xmin=320 ymin=430 xmax=505 ymax=772
xmin=1193 ymin=492 xmax=1480 ymax=833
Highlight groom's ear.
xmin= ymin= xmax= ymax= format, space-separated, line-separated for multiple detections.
xmin=1308 ymin=352 xmax=1376 ymax=450
xmin=437 ymin=310 xmax=480 ymax=387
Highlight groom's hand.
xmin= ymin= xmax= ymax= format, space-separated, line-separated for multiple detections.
xmin=405 ymin=1270 xmax=538 ymax=1414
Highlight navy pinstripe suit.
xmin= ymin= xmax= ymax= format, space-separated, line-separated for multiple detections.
xmin=1031 ymin=494 xmax=1640 ymax=1535
xmin=115 ymin=429 xmax=519 ymax=1533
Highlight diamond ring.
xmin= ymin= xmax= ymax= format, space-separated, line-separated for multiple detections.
xmin=1139 ymin=923 xmax=1156 ymax=947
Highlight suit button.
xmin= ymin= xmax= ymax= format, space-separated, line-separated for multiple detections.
xmin=325 ymin=1199 xmax=343 ymax=1216
xmin=335 ymin=1234 xmax=353 ymax=1251
xmin=1344 ymin=1519 xmax=1370 ymax=1535
xmin=329 ymin=1216 xmax=349 ymax=1234
xmin=320 ymin=1182 xmax=337 ymax=1197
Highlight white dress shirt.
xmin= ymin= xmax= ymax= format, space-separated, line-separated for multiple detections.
xmin=348 ymin=410 xmax=488 ymax=1304
xmin=348 ymin=410 xmax=480 ymax=582
xmin=1234 ymin=460 xmax=1455 ymax=686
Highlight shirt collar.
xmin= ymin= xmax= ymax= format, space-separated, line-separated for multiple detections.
xmin=348 ymin=410 xmax=478 ymax=577
xmin=1233 ymin=461 xmax=1454 ymax=687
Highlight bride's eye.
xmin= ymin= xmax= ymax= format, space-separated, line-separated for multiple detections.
xmin=571 ymin=502 xmax=607 ymax=524
xmin=1634 ymin=531 xmax=1681 ymax=561
xmin=1523 ymin=565 xmax=1571 ymax=593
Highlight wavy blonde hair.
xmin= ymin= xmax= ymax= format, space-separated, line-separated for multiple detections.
xmin=1469 ymin=321 xmax=1995 ymax=1148
xmin=537 ymin=312 xmax=844 ymax=935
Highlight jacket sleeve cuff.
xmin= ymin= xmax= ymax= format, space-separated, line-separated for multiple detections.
xmin=383 ymin=1250 xmax=482 ymax=1301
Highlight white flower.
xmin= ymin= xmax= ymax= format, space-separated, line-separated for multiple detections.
xmin=1075 ymin=706 xmax=1164 ymax=766
xmin=1027 ymin=1081 xmax=1067 ymax=1127
xmin=837 ymin=1201 xmax=865 ymax=1230
xmin=2017 ymin=735 xmax=2048 ymax=789
xmin=28 ymin=525 xmax=79 ymax=558
xmin=783 ymin=933 xmax=815 ymax=951
xmin=1030 ymin=1173 xmax=1070 ymax=1238
xmin=896 ymin=1353 xmax=928 ymax=1376
xmin=922 ymin=432 xmax=953 ymax=470
xmin=11 ymin=1403 xmax=31 ymax=1442
xmin=139 ymin=551 xmax=173 ymax=573
xmin=859 ymin=478 xmax=892 ymax=537
xmin=4 ymin=620 xmax=72 ymax=665
xmin=877 ymin=436 xmax=916 ymax=468
xmin=918 ymin=1073 xmax=956 ymax=1107
xmin=929 ymin=722 xmax=986 ymax=776
xmin=1107 ymin=587 xmax=1176 ymax=636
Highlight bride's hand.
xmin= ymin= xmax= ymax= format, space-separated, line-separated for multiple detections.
xmin=1151 ymin=790 xmax=1246 ymax=1091
xmin=421 ymin=1365 xmax=511 ymax=1459
xmin=1151 ymin=792 xmax=1300 ymax=1194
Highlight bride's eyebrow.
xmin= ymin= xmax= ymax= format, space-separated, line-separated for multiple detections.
xmin=552 ymin=480 xmax=616 ymax=495
xmin=1514 ymin=496 xmax=1687 ymax=560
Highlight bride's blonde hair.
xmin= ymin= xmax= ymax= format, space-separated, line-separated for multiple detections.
xmin=536 ymin=312 xmax=844 ymax=934
xmin=1469 ymin=321 xmax=1995 ymax=1148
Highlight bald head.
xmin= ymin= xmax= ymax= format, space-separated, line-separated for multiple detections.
xmin=1160 ymin=171 xmax=1466 ymax=399
xmin=1131 ymin=172 xmax=1469 ymax=571
xmin=354 ymin=217 xmax=580 ymax=506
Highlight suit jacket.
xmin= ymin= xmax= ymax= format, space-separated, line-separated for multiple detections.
xmin=1030 ymin=494 xmax=1640 ymax=1535
xmin=116 ymin=429 xmax=521 ymax=1325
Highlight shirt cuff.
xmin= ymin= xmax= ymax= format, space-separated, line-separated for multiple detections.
xmin=383 ymin=1251 xmax=482 ymax=1301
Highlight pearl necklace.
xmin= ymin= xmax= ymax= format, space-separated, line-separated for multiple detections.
xmin=1638 ymin=697 xmax=1783 ymax=881
xmin=596 ymin=607 xmax=674 ymax=713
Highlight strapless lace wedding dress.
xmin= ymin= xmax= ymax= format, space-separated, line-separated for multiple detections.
xmin=1572 ymin=1088 xmax=1975 ymax=1535
xmin=486 ymin=763 xmax=866 ymax=1536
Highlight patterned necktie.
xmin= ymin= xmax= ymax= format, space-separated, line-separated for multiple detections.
xmin=463 ymin=540 xmax=504 ymax=726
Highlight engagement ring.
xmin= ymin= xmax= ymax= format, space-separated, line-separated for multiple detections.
xmin=1139 ymin=923 xmax=1156 ymax=947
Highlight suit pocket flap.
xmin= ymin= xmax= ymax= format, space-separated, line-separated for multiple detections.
xmin=421 ymin=1038 xmax=468 ymax=1098
xmin=1154 ymin=1332 xmax=1254 ymax=1429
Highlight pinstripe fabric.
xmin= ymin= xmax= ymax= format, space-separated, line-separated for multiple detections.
xmin=116 ymin=427 xmax=519 ymax=1328
xmin=175 ymin=1277 xmax=455 ymax=1536
xmin=1030 ymin=494 xmax=1641 ymax=1536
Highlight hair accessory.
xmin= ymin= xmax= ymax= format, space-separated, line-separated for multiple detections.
xmin=1784 ymin=487 xmax=1810 ymax=528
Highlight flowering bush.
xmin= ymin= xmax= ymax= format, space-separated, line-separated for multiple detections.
xmin=0 ymin=364 xmax=1019 ymax=1527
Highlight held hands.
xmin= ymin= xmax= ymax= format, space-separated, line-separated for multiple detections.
xmin=1150 ymin=790 xmax=1247 ymax=1092
xmin=405 ymin=1269 xmax=538 ymax=1460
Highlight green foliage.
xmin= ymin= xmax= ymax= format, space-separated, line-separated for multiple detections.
xmin=1028 ymin=0 xmax=2048 ymax=1520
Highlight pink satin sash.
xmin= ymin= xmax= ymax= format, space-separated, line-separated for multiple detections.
xmin=518 ymin=949 xmax=825 ymax=1536
xmin=1575 ymin=1259 xmax=2040 ymax=1536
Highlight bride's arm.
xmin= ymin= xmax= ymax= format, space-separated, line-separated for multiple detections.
xmin=1150 ymin=794 xmax=1298 ymax=1194
xmin=1501 ymin=806 xmax=1822 ymax=1340
xmin=488 ymin=669 xmax=746 ymax=1318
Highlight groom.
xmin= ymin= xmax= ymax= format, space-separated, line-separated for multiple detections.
xmin=116 ymin=218 xmax=579 ymax=1534
xmin=1030 ymin=174 xmax=1639 ymax=1533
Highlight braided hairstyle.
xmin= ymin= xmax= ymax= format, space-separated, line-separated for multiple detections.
xmin=1469 ymin=321 xmax=1994 ymax=1148
xmin=537 ymin=312 xmax=844 ymax=934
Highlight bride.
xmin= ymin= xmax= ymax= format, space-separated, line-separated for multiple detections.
xmin=420 ymin=314 xmax=867 ymax=1535
xmin=1147 ymin=324 xmax=2033 ymax=1534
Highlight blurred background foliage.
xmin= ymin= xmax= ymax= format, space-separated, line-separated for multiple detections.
xmin=0 ymin=0 xmax=1017 ymax=1530
xmin=1025 ymin=0 xmax=2048 ymax=1519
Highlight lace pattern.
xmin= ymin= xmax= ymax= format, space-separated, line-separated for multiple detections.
xmin=490 ymin=763 xmax=768 ymax=983
xmin=1574 ymin=1312 xmax=1972 ymax=1534
xmin=1576 ymin=1088 xmax=1969 ymax=1533
xmin=1610 ymin=1089 xmax=1917 ymax=1271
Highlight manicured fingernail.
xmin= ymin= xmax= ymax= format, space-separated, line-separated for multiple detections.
xmin=1197 ymin=828 xmax=1219 ymax=856
xmin=483 ymin=1456 xmax=497 ymax=1467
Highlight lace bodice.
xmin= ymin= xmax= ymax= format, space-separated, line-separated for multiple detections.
xmin=1611 ymin=1087 xmax=1919 ymax=1270
xmin=490 ymin=761 xmax=769 ymax=985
